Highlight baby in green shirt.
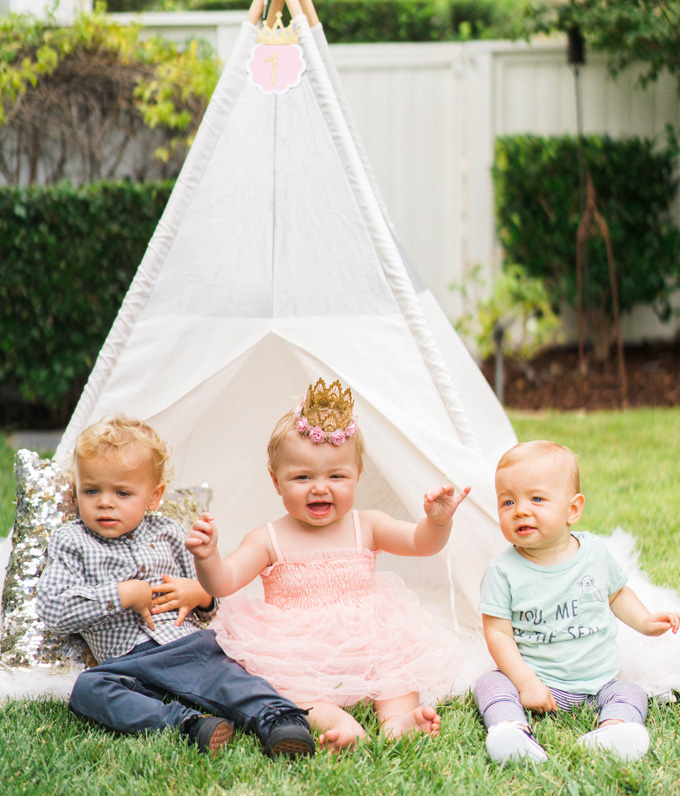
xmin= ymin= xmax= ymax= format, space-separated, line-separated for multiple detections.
xmin=475 ymin=440 xmax=680 ymax=764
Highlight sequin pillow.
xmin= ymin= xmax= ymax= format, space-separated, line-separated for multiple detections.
xmin=0 ymin=449 xmax=212 ymax=671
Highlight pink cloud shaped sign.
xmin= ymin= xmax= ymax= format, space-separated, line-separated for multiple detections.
xmin=248 ymin=44 xmax=306 ymax=95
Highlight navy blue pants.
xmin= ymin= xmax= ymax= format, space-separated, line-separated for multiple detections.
xmin=69 ymin=630 xmax=298 ymax=738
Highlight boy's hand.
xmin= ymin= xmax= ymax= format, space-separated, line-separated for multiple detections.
xmin=185 ymin=512 xmax=220 ymax=559
xmin=641 ymin=611 xmax=680 ymax=637
xmin=151 ymin=574 xmax=212 ymax=626
xmin=423 ymin=484 xmax=471 ymax=525
xmin=610 ymin=586 xmax=680 ymax=637
xmin=118 ymin=580 xmax=155 ymax=630
xmin=518 ymin=679 xmax=558 ymax=714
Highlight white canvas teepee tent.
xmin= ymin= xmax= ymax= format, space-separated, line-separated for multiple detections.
xmin=56 ymin=0 xmax=515 ymax=635
xmin=4 ymin=0 xmax=679 ymax=703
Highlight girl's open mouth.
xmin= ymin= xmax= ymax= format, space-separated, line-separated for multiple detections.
xmin=307 ymin=502 xmax=332 ymax=517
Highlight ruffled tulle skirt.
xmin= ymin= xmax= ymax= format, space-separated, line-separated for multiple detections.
xmin=212 ymin=571 xmax=463 ymax=706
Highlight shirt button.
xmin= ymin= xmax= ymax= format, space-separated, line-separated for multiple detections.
xmin=106 ymin=601 xmax=115 ymax=611
xmin=140 ymin=565 xmax=147 ymax=574
xmin=150 ymin=544 xmax=155 ymax=549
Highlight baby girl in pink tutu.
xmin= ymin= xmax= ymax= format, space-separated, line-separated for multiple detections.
xmin=185 ymin=378 xmax=470 ymax=751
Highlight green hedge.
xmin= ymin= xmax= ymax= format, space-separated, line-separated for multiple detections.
xmin=177 ymin=0 xmax=518 ymax=42
xmin=0 ymin=180 xmax=174 ymax=427
xmin=493 ymin=134 xmax=680 ymax=341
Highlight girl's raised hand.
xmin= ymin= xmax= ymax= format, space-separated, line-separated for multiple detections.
xmin=423 ymin=484 xmax=471 ymax=525
xmin=185 ymin=512 xmax=220 ymax=559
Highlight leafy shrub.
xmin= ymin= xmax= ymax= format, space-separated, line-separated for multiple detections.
xmin=179 ymin=0 xmax=522 ymax=42
xmin=0 ymin=7 xmax=219 ymax=185
xmin=0 ymin=180 xmax=174 ymax=426
xmin=453 ymin=264 xmax=561 ymax=361
xmin=493 ymin=133 xmax=680 ymax=353
xmin=515 ymin=0 xmax=680 ymax=96
xmin=452 ymin=263 xmax=561 ymax=400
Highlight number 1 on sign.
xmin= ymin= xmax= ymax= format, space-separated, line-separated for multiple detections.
xmin=248 ymin=44 xmax=305 ymax=94
xmin=266 ymin=51 xmax=279 ymax=85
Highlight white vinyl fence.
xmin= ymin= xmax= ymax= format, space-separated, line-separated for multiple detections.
xmin=113 ymin=12 xmax=680 ymax=341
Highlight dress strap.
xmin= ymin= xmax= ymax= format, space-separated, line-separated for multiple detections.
xmin=266 ymin=522 xmax=285 ymax=562
xmin=351 ymin=510 xmax=363 ymax=550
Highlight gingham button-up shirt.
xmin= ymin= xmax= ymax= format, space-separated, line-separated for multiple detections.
xmin=37 ymin=514 xmax=216 ymax=663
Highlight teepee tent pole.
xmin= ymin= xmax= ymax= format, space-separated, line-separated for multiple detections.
xmin=264 ymin=0 xmax=284 ymax=25
xmin=246 ymin=0 xmax=264 ymax=23
xmin=298 ymin=0 xmax=319 ymax=26
xmin=306 ymin=0 xmax=389 ymax=222
xmin=295 ymin=16 xmax=484 ymax=454
xmin=285 ymin=0 xmax=303 ymax=16
xmin=307 ymin=11 xmax=431 ymax=297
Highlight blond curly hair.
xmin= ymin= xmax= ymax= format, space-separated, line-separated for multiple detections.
xmin=74 ymin=415 xmax=173 ymax=484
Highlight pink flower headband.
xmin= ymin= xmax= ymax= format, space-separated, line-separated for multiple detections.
xmin=293 ymin=378 xmax=358 ymax=446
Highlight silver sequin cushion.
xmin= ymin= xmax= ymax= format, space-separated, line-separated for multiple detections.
xmin=0 ymin=449 xmax=212 ymax=672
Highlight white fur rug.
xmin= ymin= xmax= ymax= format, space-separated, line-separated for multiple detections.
xmin=0 ymin=529 xmax=678 ymax=702
xmin=605 ymin=528 xmax=680 ymax=697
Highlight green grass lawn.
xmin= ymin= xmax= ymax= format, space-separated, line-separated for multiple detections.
xmin=1 ymin=409 xmax=679 ymax=796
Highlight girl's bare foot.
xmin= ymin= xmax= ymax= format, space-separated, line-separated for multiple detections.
xmin=319 ymin=725 xmax=366 ymax=752
xmin=382 ymin=705 xmax=441 ymax=739
xmin=297 ymin=700 xmax=366 ymax=753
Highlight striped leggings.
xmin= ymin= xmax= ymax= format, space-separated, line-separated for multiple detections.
xmin=474 ymin=670 xmax=648 ymax=729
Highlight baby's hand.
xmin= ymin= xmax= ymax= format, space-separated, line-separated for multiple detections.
xmin=151 ymin=573 xmax=211 ymax=626
xmin=642 ymin=611 xmax=680 ymax=637
xmin=518 ymin=680 xmax=558 ymax=714
xmin=118 ymin=579 xmax=155 ymax=630
xmin=185 ymin=512 xmax=219 ymax=559
xmin=423 ymin=484 xmax=471 ymax=525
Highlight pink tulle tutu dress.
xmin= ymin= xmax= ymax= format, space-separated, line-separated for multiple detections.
xmin=212 ymin=511 xmax=461 ymax=706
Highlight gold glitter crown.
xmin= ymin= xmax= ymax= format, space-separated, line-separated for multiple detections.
xmin=303 ymin=378 xmax=354 ymax=432
xmin=257 ymin=12 xmax=299 ymax=44
xmin=297 ymin=378 xmax=355 ymax=433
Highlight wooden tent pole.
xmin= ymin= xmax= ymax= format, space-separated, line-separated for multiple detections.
xmin=286 ymin=0 xmax=304 ymax=18
xmin=261 ymin=0 xmax=313 ymax=29
xmin=298 ymin=0 xmax=319 ymax=26
xmin=265 ymin=0 xmax=285 ymax=26
xmin=246 ymin=0 xmax=265 ymax=24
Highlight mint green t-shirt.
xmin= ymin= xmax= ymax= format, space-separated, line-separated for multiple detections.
xmin=478 ymin=531 xmax=628 ymax=694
